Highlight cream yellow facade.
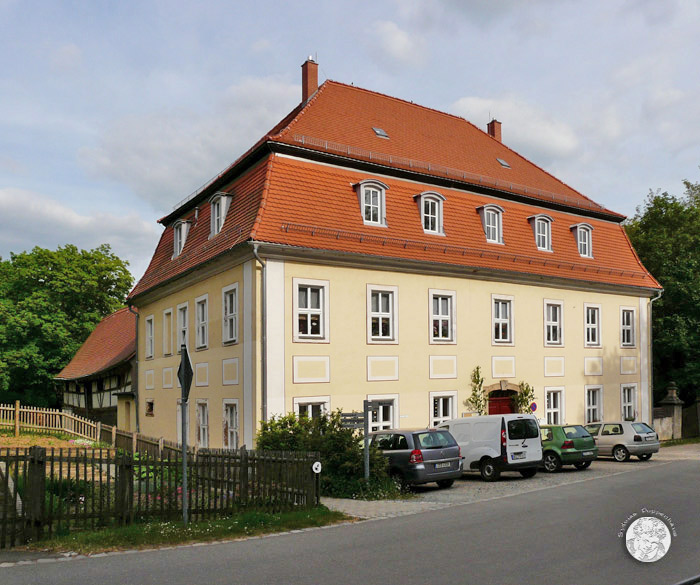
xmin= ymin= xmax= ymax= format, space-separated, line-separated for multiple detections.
xmin=135 ymin=256 xmax=257 ymax=448
xmin=133 ymin=243 xmax=653 ymax=449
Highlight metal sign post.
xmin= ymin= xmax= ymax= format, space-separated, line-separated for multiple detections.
xmin=177 ymin=344 xmax=194 ymax=526
xmin=363 ymin=400 xmax=373 ymax=481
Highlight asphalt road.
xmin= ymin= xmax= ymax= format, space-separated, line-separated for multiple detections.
xmin=3 ymin=459 xmax=699 ymax=585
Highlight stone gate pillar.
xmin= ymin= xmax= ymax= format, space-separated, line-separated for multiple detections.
xmin=659 ymin=382 xmax=683 ymax=440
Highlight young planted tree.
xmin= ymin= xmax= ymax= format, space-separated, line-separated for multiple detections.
xmin=514 ymin=381 xmax=536 ymax=414
xmin=0 ymin=244 xmax=133 ymax=406
xmin=464 ymin=366 xmax=487 ymax=415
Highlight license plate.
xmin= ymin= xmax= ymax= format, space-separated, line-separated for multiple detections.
xmin=582 ymin=451 xmax=593 ymax=456
xmin=511 ymin=452 xmax=525 ymax=460
xmin=435 ymin=462 xmax=451 ymax=469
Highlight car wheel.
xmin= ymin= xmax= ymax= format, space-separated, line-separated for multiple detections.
xmin=519 ymin=468 xmax=537 ymax=478
xmin=573 ymin=461 xmax=591 ymax=470
xmin=479 ymin=458 xmax=501 ymax=482
xmin=543 ymin=452 xmax=562 ymax=472
xmin=436 ymin=479 xmax=455 ymax=489
xmin=613 ymin=445 xmax=630 ymax=462
xmin=638 ymin=453 xmax=652 ymax=461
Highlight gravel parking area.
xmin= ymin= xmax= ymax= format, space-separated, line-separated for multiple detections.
xmin=323 ymin=442 xmax=700 ymax=518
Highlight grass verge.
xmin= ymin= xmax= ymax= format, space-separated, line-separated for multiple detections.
xmin=661 ymin=436 xmax=700 ymax=447
xmin=24 ymin=507 xmax=349 ymax=555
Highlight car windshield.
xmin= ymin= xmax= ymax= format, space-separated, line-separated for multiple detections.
xmin=414 ymin=430 xmax=456 ymax=449
xmin=562 ymin=426 xmax=591 ymax=439
xmin=632 ymin=423 xmax=655 ymax=434
xmin=507 ymin=419 xmax=539 ymax=440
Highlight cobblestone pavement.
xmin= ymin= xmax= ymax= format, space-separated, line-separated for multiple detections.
xmin=322 ymin=442 xmax=700 ymax=518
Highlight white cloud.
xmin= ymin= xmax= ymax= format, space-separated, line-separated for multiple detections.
xmin=368 ymin=20 xmax=428 ymax=69
xmin=0 ymin=188 xmax=161 ymax=281
xmin=79 ymin=76 xmax=299 ymax=213
xmin=451 ymin=95 xmax=580 ymax=163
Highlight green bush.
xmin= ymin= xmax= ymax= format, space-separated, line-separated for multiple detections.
xmin=256 ymin=411 xmax=399 ymax=499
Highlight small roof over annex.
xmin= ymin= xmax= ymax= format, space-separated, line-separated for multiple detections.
xmin=56 ymin=307 xmax=136 ymax=381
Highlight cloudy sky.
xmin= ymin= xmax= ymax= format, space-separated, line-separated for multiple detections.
xmin=2 ymin=0 xmax=699 ymax=282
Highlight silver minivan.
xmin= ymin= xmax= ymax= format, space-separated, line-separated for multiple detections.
xmin=438 ymin=414 xmax=542 ymax=481
xmin=584 ymin=421 xmax=660 ymax=461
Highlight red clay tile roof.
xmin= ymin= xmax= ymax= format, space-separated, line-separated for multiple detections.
xmin=130 ymin=159 xmax=269 ymax=299
xmin=270 ymin=81 xmax=621 ymax=217
xmin=130 ymin=78 xmax=660 ymax=300
xmin=56 ymin=307 xmax=136 ymax=380
xmin=252 ymin=156 xmax=660 ymax=290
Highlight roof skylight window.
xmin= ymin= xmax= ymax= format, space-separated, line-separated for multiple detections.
xmin=497 ymin=158 xmax=511 ymax=169
xmin=372 ymin=127 xmax=389 ymax=139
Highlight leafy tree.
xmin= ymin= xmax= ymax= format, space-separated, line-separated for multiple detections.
xmin=625 ymin=180 xmax=700 ymax=405
xmin=0 ymin=244 xmax=133 ymax=406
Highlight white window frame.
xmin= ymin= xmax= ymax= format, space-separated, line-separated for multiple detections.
xmin=585 ymin=385 xmax=603 ymax=424
xmin=492 ymin=294 xmax=514 ymax=345
xmin=367 ymin=393 xmax=399 ymax=431
xmin=571 ymin=223 xmax=594 ymax=258
xmin=621 ymin=383 xmax=637 ymax=421
xmin=145 ymin=315 xmax=155 ymax=359
xmin=172 ymin=220 xmax=190 ymax=258
xmin=417 ymin=191 xmax=445 ymax=235
xmin=545 ymin=387 xmax=565 ymax=425
xmin=544 ymin=299 xmax=564 ymax=347
xmin=367 ymin=285 xmax=398 ymax=344
xmin=478 ymin=204 xmax=505 ymax=244
xmin=430 ymin=289 xmax=457 ymax=344
xmin=162 ymin=308 xmax=173 ymax=356
xmin=222 ymin=283 xmax=239 ymax=344
xmin=196 ymin=400 xmax=209 ymax=449
xmin=293 ymin=278 xmax=330 ymax=343
xmin=355 ymin=179 xmax=389 ymax=227
xmin=528 ymin=214 xmax=553 ymax=252
xmin=195 ymin=294 xmax=208 ymax=349
xmin=209 ymin=193 xmax=231 ymax=237
xmin=584 ymin=303 xmax=601 ymax=348
xmin=429 ymin=391 xmax=457 ymax=427
xmin=293 ymin=395 xmax=331 ymax=420
xmin=223 ymin=399 xmax=239 ymax=450
xmin=620 ymin=307 xmax=636 ymax=348
xmin=177 ymin=301 xmax=189 ymax=352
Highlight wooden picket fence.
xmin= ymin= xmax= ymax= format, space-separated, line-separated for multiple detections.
xmin=0 ymin=446 xmax=320 ymax=548
xmin=0 ymin=402 xmax=98 ymax=440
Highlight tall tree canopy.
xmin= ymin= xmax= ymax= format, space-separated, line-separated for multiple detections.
xmin=0 ymin=244 xmax=133 ymax=406
xmin=625 ymin=179 xmax=700 ymax=405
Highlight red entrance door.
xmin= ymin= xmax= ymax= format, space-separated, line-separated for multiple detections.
xmin=488 ymin=396 xmax=515 ymax=415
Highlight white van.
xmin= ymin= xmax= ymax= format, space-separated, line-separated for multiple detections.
xmin=438 ymin=414 xmax=542 ymax=481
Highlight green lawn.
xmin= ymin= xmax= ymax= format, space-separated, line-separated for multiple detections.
xmin=660 ymin=436 xmax=700 ymax=447
xmin=25 ymin=507 xmax=349 ymax=554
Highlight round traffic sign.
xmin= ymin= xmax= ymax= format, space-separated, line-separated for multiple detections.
xmin=312 ymin=461 xmax=322 ymax=474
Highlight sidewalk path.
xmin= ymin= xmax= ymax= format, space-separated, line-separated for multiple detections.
xmin=321 ymin=497 xmax=451 ymax=519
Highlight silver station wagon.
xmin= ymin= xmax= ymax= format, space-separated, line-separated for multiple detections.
xmin=584 ymin=421 xmax=660 ymax=462
xmin=369 ymin=428 xmax=463 ymax=488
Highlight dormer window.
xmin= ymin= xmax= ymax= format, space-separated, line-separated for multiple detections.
xmin=355 ymin=180 xmax=388 ymax=227
xmin=173 ymin=220 xmax=191 ymax=258
xmin=477 ymin=204 xmax=504 ymax=244
xmin=571 ymin=223 xmax=593 ymax=258
xmin=210 ymin=192 xmax=231 ymax=237
xmin=528 ymin=214 xmax=553 ymax=251
xmin=416 ymin=191 xmax=445 ymax=235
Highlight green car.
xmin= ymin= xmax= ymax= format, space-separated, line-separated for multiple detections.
xmin=540 ymin=425 xmax=598 ymax=472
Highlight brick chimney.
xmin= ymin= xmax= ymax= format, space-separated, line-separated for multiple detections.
xmin=301 ymin=57 xmax=318 ymax=103
xmin=487 ymin=119 xmax=502 ymax=142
